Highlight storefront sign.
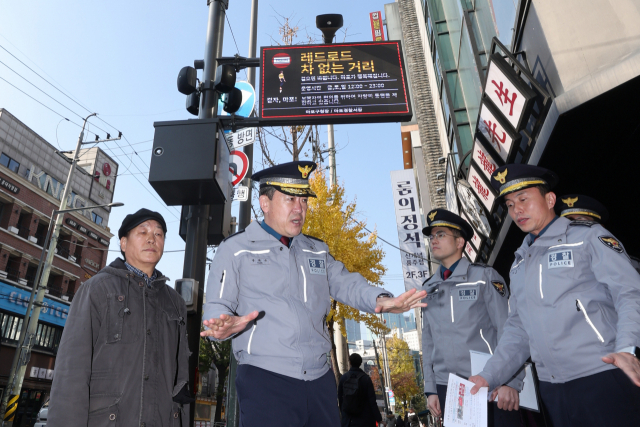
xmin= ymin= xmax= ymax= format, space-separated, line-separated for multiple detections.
xmin=464 ymin=241 xmax=478 ymax=262
xmin=0 ymin=281 xmax=69 ymax=327
xmin=484 ymin=54 xmax=536 ymax=132
xmin=260 ymin=41 xmax=411 ymax=125
xmin=460 ymin=209 xmax=483 ymax=251
xmin=390 ymin=169 xmax=429 ymax=291
xmin=30 ymin=367 xmax=54 ymax=380
xmin=472 ymin=139 xmax=499 ymax=182
xmin=0 ymin=177 xmax=20 ymax=194
xmin=456 ymin=180 xmax=492 ymax=238
xmin=468 ymin=163 xmax=496 ymax=212
xmin=65 ymin=218 xmax=108 ymax=246
xmin=369 ymin=11 xmax=385 ymax=41
xmin=477 ymin=99 xmax=520 ymax=162
xmin=27 ymin=165 xmax=88 ymax=209
xmin=445 ymin=158 xmax=459 ymax=215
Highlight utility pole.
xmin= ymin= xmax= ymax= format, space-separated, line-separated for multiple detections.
xmin=227 ymin=1 xmax=257 ymax=426
xmin=0 ymin=113 xmax=105 ymax=425
xmin=183 ymin=1 xmax=226 ymax=426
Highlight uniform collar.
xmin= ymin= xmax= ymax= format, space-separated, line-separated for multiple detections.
xmin=518 ymin=216 xmax=571 ymax=252
xmin=527 ymin=216 xmax=558 ymax=246
xmin=424 ymin=257 xmax=470 ymax=288
xmin=440 ymin=258 xmax=462 ymax=279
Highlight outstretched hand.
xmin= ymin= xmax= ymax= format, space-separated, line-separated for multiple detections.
xmin=374 ymin=288 xmax=427 ymax=313
xmin=201 ymin=311 xmax=260 ymax=340
xmin=602 ymin=352 xmax=640 ymax=387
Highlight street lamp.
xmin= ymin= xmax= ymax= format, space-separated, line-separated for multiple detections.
xmin=0 ymin=201 xmax=123 ymax=426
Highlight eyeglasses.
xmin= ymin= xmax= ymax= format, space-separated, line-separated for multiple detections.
xmin=425 ymin=231 xmax=456 ymax=242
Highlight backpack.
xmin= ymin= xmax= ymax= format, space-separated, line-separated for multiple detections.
xmin=342 ymin=371 xmax=367 ymax=415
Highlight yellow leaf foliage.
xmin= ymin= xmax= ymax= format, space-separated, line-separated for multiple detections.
xmin=303 ymin=169 xmax=388 ymax=336
xmin=387 ymin=336 xmax=420 ymax=406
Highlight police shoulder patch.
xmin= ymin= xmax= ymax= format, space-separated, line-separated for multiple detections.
xmin=491 ymin=281 xmax=506 ymax=297
xmin=598 ymin=236 xmax=624 ymax=253
xmin=569 ymin=220 xmax=596 ymax=227
xmin=222 ymin=229 xmax=245 ymax=242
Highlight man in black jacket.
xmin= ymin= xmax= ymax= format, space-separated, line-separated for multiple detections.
xmin=338 ymin=353 xmax=382 ymax=427
xmin=48 ymin=209 xmax=191 ymax=427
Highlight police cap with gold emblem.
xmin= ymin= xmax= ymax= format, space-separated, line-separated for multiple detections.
xmin=490 ymin=164 xmax=558 ymax=197
xmin=251 ymin=161 xmax=317 ymax=198
xmin=557 ymin=194 xmax=609 ymax=223
xmin=422 ymin=209 xmax=474 ymax=241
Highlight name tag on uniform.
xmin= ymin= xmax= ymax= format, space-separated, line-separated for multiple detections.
xmin=548 ymin=250 xmax=574 ymax=268
xmin=308 ymin=258 xmax=326 ymax=275
xmin=458 ymin=289 xmax=477 ymax=301
xmin=250 ymin=257 xmax=271 ymax=265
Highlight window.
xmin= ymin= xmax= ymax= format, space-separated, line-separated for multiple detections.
xmin=0 ymin=153 xmax=20 ymax=174
xmin=92 ymin=212 xmax=103 ymax=225
xmin=0 ymin=313 xmax=62 ymax=351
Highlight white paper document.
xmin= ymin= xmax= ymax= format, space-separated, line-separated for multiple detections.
xmin=443 ymin=373 xmax=487 ymax=427
xmin=469 ymin=350 xmax=539 ymax=412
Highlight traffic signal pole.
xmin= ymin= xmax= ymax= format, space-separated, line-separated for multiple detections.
xmin=183 ymin=1 xmax=226 ymax=426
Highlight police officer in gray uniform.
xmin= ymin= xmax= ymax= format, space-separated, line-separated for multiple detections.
xmin=421 ymin=209 xmax=523 ymax=427
xmin=557 ymin=194 xmax=640 ymax=274
xmin=201 ymin=161 xmax=427 ymax=427
xmin=469 ymin=164 xmax=640 ymax=427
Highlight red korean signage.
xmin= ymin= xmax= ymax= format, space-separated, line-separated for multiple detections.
xmin=477 ymin=99 xmax=520 ymax=163
xmin=484 ymin=54 xmax=536 ymax=132
xmin=472 ymin=138 xmax=499 ymax=182
xmin=468 ymin=162 xmax=496 ymax=212
xmin=369 ymin=11 xmax=385 ymax=41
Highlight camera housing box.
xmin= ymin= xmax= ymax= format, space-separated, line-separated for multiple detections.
xmin=149 ymin=118 xmax=232 ymax=206
xmin=178 ymin=202 xmax=232 ymax=246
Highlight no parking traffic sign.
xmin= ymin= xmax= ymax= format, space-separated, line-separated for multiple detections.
xmin=229 ymin=150 xmax=249 ymax=186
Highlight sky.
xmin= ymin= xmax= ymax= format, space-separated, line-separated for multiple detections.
xmin=0 ymin=0 xmax=411 ymax=300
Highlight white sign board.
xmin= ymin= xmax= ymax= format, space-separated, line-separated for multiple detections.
xmin=445 ymin=159 xmax=460 ymax=215
xmin=478 ymin=102 xmax=515 ymax=162
xmin=225 ymin=127 xmax=257 ymax=150
xmin=468 ymin=164 xmax=496 ymax=212
xmin=457 ymin=181 xmax=492 ymax=238
xmin=485 ymin=59 xmax=529 ymax=131
xmin=461 ymin=210 xmax=483 ymax=251
xmin=472 ymin=139 xmax=499 ymax=182
xmin=233 ymin=186 xmax=249 ymax=202
xmin=390 ymin=169 xmax=429 ymax=291
xmin=464 ymin=241 xmax=478 ymax=262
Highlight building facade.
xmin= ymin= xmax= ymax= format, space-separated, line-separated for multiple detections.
xmin=0 ymin=109 xmax=117 ymax=427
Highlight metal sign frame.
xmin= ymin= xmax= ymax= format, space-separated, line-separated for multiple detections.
xmin=259 ymin=41 xmax=412 ymax=126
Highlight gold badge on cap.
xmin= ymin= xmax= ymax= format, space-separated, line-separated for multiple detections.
xmin=562 ymin=197 xmax=578 ymax=208
xmin=494 ymin=169 xmax=508 ymax=185
xmin=428 ymin=211 xmax=437 ymax=221
xmin=298 ymin=165 xmax=312 ymax=179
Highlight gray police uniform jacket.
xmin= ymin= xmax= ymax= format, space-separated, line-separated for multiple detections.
xmin=479 ymin=217 xmax=640 ymax=389
xmin=204 ymin=221 xmax=389 ymax=381
xmin=421 ymin=257 xmax=523 ymax=394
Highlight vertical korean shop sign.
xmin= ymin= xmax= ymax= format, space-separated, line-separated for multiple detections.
xmin=390 ymin=169 xmax=429 ymax=291
xmin=260 ymin=41 xmax=411 ymax=125
xmin=369 ymin=11 xmax=385 ymax=41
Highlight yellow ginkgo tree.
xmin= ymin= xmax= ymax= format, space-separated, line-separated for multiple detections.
xmin=303 ymin=168 xmax=389 ymax=385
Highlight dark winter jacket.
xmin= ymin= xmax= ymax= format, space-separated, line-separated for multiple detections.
xmin=47 ymin=258 xmax=190 ymax=427
xmin=338 ymin=367 xmax=382 ymax=427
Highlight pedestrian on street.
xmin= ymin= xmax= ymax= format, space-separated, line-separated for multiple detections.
xmin=385 ymin=411 xmax=396 ymax=427
xmin=47 ymin=209 xmax=192 ymax=426
xmin=469 ymin=164 xmax=640 ymax=427
xmin=338 ymin=353 xmax=382 ymax=427
xmin=201 ymin=161 xmax=427 ymax=427
xmin=394 ymin=413 xmax=405 ymax=427
xmin=421 ymin=209 xmax=523 ymax=426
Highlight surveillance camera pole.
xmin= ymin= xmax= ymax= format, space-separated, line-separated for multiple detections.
xmin=181 ymin=1 xmax=227 ymax=427
xmin=0 ymin=113 xmax=119 ymax=426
